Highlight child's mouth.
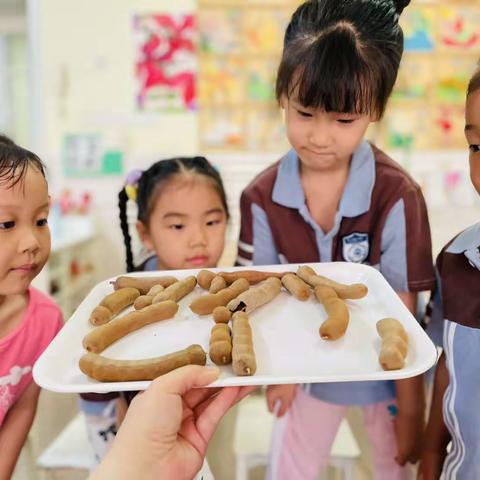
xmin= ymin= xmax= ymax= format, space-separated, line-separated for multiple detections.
xmin=12 ymin=264 xmax=37 ymax=273
xmin=186 ymin=256 xmax=209 ymax=266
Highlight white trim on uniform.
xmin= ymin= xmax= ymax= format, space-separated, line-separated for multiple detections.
xmin=238 ymin=240 xmax=254 ymax=254
xmin=236 ymin=255 xmax=253 ymax=266
xmin=443 ymin=320 xmax=466 ymax=479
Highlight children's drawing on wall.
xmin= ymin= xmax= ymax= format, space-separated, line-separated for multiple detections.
xmin=438 ymin=7 xmax=480 ymax=52
xmin=199 ymin=57 xmax=245 ymax=106
xmin=133 ymin=14 xmax=197 ymax=112
xmin=401 ymin=7 xmax=435 ymax=52
xmin=198 ymin=8 xmax=242 ymax=55
xmin=200 ymin=109 xmax=244 ymax=149
xmin=393 ymin=56 xmax=433 ymax=101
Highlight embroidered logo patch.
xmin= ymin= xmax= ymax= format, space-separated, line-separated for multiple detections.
xmin=342 ymin=232 xmax=370 ymax=263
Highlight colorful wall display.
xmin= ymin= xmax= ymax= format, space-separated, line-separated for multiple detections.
xmin=133 ymin=13 xmax=197 ymax=112
xmin=198 ymin=0 xmax=480 ymax=152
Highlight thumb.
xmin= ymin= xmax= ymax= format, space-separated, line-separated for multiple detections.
xmin=148 ymin=365 xmax=220 ymax=397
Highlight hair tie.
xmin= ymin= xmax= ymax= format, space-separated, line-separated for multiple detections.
xmin=125 ymin=169 xmax=143 ymax=202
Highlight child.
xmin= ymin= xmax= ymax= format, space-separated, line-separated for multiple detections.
xmin=419 ymin=66 xmax=480 ymax=480
xmin=236 ymin=1 xmax=435 ymax=479
xmin=0 ymin=136 xmax=63 ymax=478
xmin=118 ymin=156 xmax=229 ymax=273
xmin=119 ymin=156 xmax=231 ymax=479
xmin=78 ymin=156 xmax=230 ymax=465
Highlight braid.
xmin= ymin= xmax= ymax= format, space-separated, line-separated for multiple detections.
xmin=118 ymin=187 xmax=135 ymax=272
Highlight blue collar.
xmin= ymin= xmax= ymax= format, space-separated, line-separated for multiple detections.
xmin=446 ymin=222 xmax=480 ymax=270
xmin=446 ymin=223 xmax=480 ymax=254
xmin=272 ymin=141 xmax=376 ymax=218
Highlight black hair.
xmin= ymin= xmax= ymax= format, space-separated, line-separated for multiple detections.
xmin=118 ymin=156 xmax=229 ymax=272
xmin=467 ymin=62 xmax=480 ymax=96
xmin=0 ymin=134 xmax=46 ymax=188
xmin=276 ymin=0 xmax=411 ymax=118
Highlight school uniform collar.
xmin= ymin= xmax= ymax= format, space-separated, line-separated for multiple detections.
xmin=446 ymin=222 xmax=480 ymax=270
xmin=272 ymin=140 xmax=376 ymax=218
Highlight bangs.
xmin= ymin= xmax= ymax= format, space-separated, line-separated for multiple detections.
xmin=276 ymin=28 xmax=391 ymax=117
xmin=0 ymin=148 xmax=46 ymax=189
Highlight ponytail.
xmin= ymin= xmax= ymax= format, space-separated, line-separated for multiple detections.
xmin=118 ymin=187 xmax=135 ymax=272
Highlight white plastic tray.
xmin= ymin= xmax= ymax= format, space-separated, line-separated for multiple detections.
xmin=33 ymin=263 xmax=437 ymax=393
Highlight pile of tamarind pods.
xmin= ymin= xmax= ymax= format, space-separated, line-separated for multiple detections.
xmin=79 ymin=266 xmax=408 ymax=383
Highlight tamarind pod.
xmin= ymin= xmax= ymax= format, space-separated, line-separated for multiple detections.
xmin=153 ymin=276 xmax=197 ymax=303
xmin=209 ymin=324 xmax=232 ymax=365
xmin=112 ymin=276 xmax=178 ymax=294
xmin=232 ymin=312 xmax=256 ymax=376
xmin=281 ymin=273 xmax=311 ymax=301
xmin=314 ymin=285 xmax=350 ymax=340
xmin=197 ymin=270 xmax=216 ymax=290
xmin=79 ymin=344 xmax=206 ymax=382
xmin=147 ymin=285 xmax=165 ymax=296
xmin=190 ymin=278 xmax=250 ymax=315
xmin=212 ymin=306 xmax=232 ymax=324
xmin=83 ymin=301 xmax=179 ymax=353
xmin=134 ymin=295 xmax=154 ymax=310
xmin=209 ymin=275 xmax=227 ymax=293
xmin=376 ymin=318 xmax=409 ymax=370
xmin=134 ymin=285 xmax=165 ymax=310
xmin=90 ymin=288 xmax=141 ymax=326
xmin=219 ymin=270 xmax=288 ymax=285
xmin=376 ymin=318 xmax=408 ymax=343
xmin=297 ymin=266 xmax=368 ymax=300
xmin=382 ymin=334 xmax=408 ymax=357
xmin=379 ymin=344 xmax=405 ymax=370
xmin=227 ymin=277 xmax=281 ymax=314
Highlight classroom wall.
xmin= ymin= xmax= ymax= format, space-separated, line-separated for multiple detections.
xmin=32 ymin=0 xmax=480 ymax=282
xmin=33 ymin=0 xmax=199 ymax=276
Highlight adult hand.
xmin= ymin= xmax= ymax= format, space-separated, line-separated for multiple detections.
xmin=90 ymin=365 xmax=255 ymax=480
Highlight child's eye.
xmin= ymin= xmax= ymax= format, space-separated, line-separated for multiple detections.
xmin=37 ymin=218 xmax=48 ymax=227
xmin=206 ymin=219 xmax=221 ymax=227
xmin=469 ymin=144 xmax=480 ymax=153
xmin=337 ymin=119 xmax=355 ymax=124
xmin=0 ymin=221 xmax=15 ymax=230
xmin=296 ymin=109 xmax=313 ymax=118
xmin=169 ymin=224 xmax=184 ymax=230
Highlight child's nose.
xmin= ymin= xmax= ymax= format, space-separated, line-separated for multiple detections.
xmin=18 ymin=228 xmax=41 ymax=254
xmin=189 ymin=226 xmax=208 ymax=247
xmin=309 ymin=123 xmax=331 ymax=148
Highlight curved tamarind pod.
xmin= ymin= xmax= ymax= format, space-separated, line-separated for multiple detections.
xmin=209 ymin=324 xmax=232 ymax=365
xmin=152 ymin=276 xmax=197 ymax=303
xmin=213 ymin=306 xmax=232 ymax=324
xmin=111 ymin=276 xmax=178 ymax=294
xmin=190 ymin=279 xmax=250 ymax=315
xmin=377 ymin=318 xmax=409 ymax=370
xmin=314 ymin=285 xmax=350 ymax=340
xmin=297 ymin=265 xmax=368 ymax=300
xmin=227 ymin=277 xmax=281 ymax=314
xmin=134 ymin=285 xmax=165 ymax=310
xmin=134 ymin=296 xmax=153 ymax=310
xmin=281 ymin=273 xmax=311 ymax=301
xmin=232 ymin=312 xmax=256 ymax=376
xmin=376 ymin=318 xmax=408 ymax=343
xmin=79 ymin=344 xmax=206 ymax=382
xmin=209 ymin=275 xmax=227 ymax=293
xmin=197 ymin=270 xmax=216 ymax=290
xmin=219 ymin=270 xmax=287 ymax=285
xmin=83 ymin=300 xmax=178 ymax=353
xmin=89 ymin=288 xmax=140 ymax=326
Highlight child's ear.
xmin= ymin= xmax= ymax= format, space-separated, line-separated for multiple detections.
xmin=279 ymin=95 xmax=287 ymax=109
xmin=136 ymin=221 xmax=154 ymax=251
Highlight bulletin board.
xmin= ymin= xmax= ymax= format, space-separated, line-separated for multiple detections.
xmin=197 ymin=0 xmax=298 ymax=152
xmin=381 ymin=0 xmax=480 ymax=151
xmin=198 ymin=0 xmax=480 ymax=153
